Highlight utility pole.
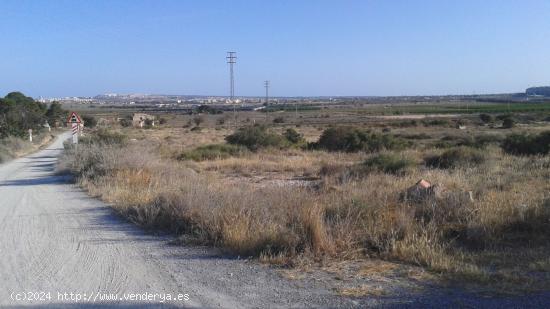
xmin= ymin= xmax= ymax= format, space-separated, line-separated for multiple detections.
xmin=264 ymin=80 xmax=270 ymax=124
xmin=264 ymin=80 xmax=269 ymax=105
xmin=295 ymin=101 xmax=298 ymax=123
xmin=227 ymin=51 xmax=237 ymax=127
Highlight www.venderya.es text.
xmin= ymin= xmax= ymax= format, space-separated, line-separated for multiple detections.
xmin=10 ymin=291 xmax=190 ymax=303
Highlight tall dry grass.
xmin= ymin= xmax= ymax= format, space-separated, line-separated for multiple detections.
xmin=0 ymin=132 xmax=55 ymax=163
xmin=60 ymin=128 xmax=550 ymax=290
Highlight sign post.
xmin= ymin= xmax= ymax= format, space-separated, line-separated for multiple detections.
xmin=67 ymin=111 xmax=82 ymax=145
xmin=28 ymin=129 xmax=33 ymax=142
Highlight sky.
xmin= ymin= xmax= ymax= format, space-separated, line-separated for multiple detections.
xmin=0 ymin=0 xmax=549 ymax=98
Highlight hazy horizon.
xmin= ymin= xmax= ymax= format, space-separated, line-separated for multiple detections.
xmin=1 ymin=0 xmax=549 ymax=98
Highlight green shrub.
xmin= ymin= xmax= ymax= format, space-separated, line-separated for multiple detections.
xmin=502 ymin=118 xmax=515 ymax=129
xmin=273 ymin=116 xmax=285 ymax=124
xmin=225 ymin=126 xmax=287 ymax=150
xmin=501 ymin=131 xmax=550 ymax=156
xmin=363 ymin=154 xmax=415 ymax=175
xmin=496 ymin=114 xmax=513 ymax=121
xmin=425 ymin=147 xmax=486 ymax=169
xmin=479 ymin=113 xmax=493 ymax=123
xmin=82 ymin=115 xmax=97 ymax=128
xmin=177 ymin=144 xmax=247 ymax=161
xmin=120 ymin=118 xmax=132 ymax=127
xmin=316 ymin=126 xmax=409 ymax=152
xmin=283 ymin=128 xmax=304 ymax=144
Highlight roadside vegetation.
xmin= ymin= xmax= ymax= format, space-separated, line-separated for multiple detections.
xmin=60 ymin=113 xmax=550 ymax=294
xmin=0 ymin=92 xmax=64 ymax=162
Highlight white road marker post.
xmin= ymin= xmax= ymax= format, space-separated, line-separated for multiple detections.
xmin=72 ymin=123 xmax=79 ymax=144
xmin=28 ymin=129 xmax=32 ymax=142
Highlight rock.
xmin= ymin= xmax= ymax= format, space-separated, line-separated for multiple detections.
xmin=402 ymin=179 xmax=440 ymax=202
xmin=402 ymin=179 xmax=473 ymax=204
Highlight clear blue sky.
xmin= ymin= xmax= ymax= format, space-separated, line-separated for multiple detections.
xmin=1 ymin=0 xmax=549 ymax=97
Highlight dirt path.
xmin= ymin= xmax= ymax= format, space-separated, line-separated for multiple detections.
xmin=0 ymin=133 xmax=359 ymax=308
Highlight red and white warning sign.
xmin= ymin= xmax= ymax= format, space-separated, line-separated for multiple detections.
xmin=67 ymin=111 xmax=82 ymax=144
xmin=67 ymin=111 xmax=82 ymax=124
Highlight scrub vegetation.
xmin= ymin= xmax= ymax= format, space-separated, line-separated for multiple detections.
xmin=60 ymin=109 xmax=550 ymax=294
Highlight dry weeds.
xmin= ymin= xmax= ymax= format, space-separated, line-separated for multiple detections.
xmin=60 ymin=123 xmax=550 ymax=293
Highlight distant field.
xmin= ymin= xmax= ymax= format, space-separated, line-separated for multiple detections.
xmin=67 ymin=101 xmax=550 ymax=120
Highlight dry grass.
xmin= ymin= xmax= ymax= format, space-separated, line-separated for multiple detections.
xmin=0 ymin=131 xmax=56 ymax=163
xmin=59 ymin=122 xmax=550 ymax=293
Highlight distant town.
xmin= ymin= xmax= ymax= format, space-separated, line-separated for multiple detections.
xmin=36 ymin=86 xmax=550 ymax=111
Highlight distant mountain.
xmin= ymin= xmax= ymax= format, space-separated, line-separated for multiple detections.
xmin=526 ymin=86 xmax=550 ymax=97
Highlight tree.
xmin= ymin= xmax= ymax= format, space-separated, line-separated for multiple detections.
xmin=45 ymin=102 xmax=66 ymax=126
xmin=0 ymin=92 xmax=46 ymax=138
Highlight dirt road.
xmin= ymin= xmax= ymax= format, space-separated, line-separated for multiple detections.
xmin=0 ymin=133 xmax=359 ymax=308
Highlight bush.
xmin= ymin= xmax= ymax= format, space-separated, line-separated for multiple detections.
xmin=457 ymin=134 xmax=504 ymax=148
xmin=496 ymin=114 xmax=513 ymax=121
xmin=425 ymin=147 xmax=486 ymax=169
xmin=225 ymin=126 xmax=287 ymax=150
xmin=400 ymin=133 xmax=431 ymax=140
xmin=422 ymin=119 xmax=449 ymax=127
xmin=501 ymin=131 xmax=550 ymax=155
xmin=502 ymin=118 xmax=515 ymax=129
xmin=81 ymin=129 xmax=127 ymax=145
xmin=82 ymin=115 xmax=97 ymax=128
xmin=316 ymin=126 xmax=409 ymax=152
xmin=120 ymin=118 xmax=132 ymax=127
xmin=363 ymin=154 xmax=415 ymax=175
xmin=479 ymin=113 xmax=493 ymax=123
xmin=193 ymin=116 xmax=204 ymax=127
xmin=144 ymin=118 xmax=154 ymax=128
xmin=159 ymin=117 xmax=167 ymax=125
xmin=283 ymin=128 xmax=304 ymax=144
xmin=273 ymin=117 xmax=285 ymax=124
xmin=177 ymin=144 xmax=247 ymax=161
